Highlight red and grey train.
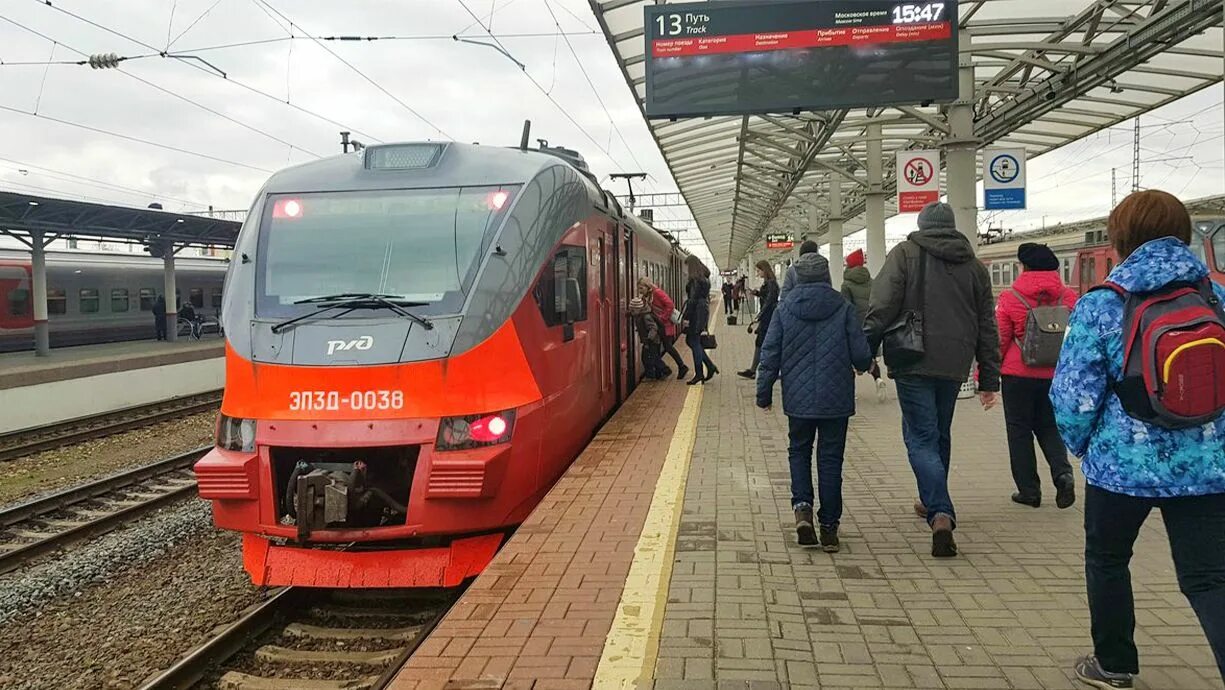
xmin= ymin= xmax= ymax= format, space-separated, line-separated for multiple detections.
xmin=194 ymin=141 xmax=689 ymax=588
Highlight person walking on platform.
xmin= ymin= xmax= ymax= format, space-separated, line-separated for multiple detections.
xmin=840 ymin=249 xmax=887 ymax=402
xmin=721 ymin=280 xmax=734 ymax=316
xmin=756 ymin=252 xmax=872 ymax=552
xmin=638 ymin=277 xmax=689 ymax=380
xmin=738 ymin=260 xmax=779 ymax=380
xmin=1050 ymin=190 xmax=1225 ymax=689
xmin=863 ymin=201 xmax=1000 ymax=558
xmin=153 ymin=294 xmax=167 ymax=341
xmin=780 ymin=239 xmax=820 ymax=303
xmin=996 ymin=242 xmax=1077 ymax=510
xmin=682 ymin=255 xmax=718 ymax=385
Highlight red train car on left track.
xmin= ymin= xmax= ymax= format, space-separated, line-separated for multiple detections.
xmin=194 ymin=141 xmax=689 ymax=588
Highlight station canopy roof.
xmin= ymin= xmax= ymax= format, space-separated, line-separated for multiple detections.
xmin=0 ymin=191 xmax=241 ymax=249
xmin=590 ymin=0 xmax=1225 ymax=267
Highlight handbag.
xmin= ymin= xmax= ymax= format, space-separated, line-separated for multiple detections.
xmin=670 ymin=309 xmax=683 ymax=325
xmin=700 ymin=333 xmax=718 ymax=350
xmin=882 ymin=247 xmax=927 ymax=369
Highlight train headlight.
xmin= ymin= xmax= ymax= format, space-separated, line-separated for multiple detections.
xmin=216 ymin=414 xmax=257 ymax=452
xmin=436 ymin=411 xmax=516 ymax=451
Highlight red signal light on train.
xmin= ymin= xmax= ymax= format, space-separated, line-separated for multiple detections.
xmin=469 ymin=414 xmax=509 ymax=443
xmin=273 ymin=198 xmax=303 ymax=219
xmin=488 ymin=190 xmax=509 ymax=211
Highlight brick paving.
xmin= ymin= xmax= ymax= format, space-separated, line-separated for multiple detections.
xmin=653 ymin=324 xmax=1224 ymax=690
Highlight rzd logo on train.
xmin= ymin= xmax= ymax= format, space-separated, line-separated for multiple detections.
xmin=326 ymin=335 xmax=374 ymax=356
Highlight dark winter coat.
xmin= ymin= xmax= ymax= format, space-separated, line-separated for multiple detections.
xmin=753 ymin=277 xmax=780 ymax=346
xmin=631 ymin=311 xmax=662 ymax=344
xmin=840 ymin=266 xmax=872 ymax=327
xmin=862 ymin=227 xmax=1002 ymax=392
xmin=682 ymin=277 xmax=711 ymax=337
xmin=756 ymin=281 xmax=873 ymax=419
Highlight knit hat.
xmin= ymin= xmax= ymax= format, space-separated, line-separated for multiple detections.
xmin=1017 ymin=242 xmax=1059 ymax=271
xmin=916 ymin=201 xmax=956 ymax=231
xmin=794 ymin=252 xmax=831 ymax=284
xmin=628 ymin=297 xmax=646 ymax=312
xmin=799 ymin=239 xmax=820 ymax=256
xmin=845 ymin=249 xmax=865 ymax=268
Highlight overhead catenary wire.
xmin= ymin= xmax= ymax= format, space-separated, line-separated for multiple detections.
xmin=0 ymin=155 xmax=208 ymax=208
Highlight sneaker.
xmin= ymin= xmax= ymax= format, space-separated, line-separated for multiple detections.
xmin=1011 ymin=492 xmax=1042 ymax=508
xmin=795 ymin=507 xmax=817 ymax=547
xmin=931 ymin=513 xmax=957 ymax=558
xmin=875 ymin=379 xmax=887 ymax=403
xmin=913 ymin=499 xmax=927 ymax=519
xmin=819 ymin=525 xmax=840 ymax=553
xmin=1074 ymin=654 xmax=1134 ymax=689
xmin=1056 ymin=474 xmax=1077 ymax=509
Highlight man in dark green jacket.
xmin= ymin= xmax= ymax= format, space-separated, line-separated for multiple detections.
xmin=863 ymin=201 xmax=1001 ymax=559
xmin=840 ymin=249 xmax=886 ymax=402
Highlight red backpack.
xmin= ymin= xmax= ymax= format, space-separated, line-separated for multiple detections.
xmin=1091 ymin=279 xmax=1225 ymax=429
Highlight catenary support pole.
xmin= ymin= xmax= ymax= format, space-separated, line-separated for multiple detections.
xmin=164 ymin=247 xmax=178 ymax=343
xmin=827 ymin=183 xmax=845 ymax=289
xmin=945 ymin=29 xmax=979 ymax=249
xmin=31 ymin=230 xmax=50 ymax=357
xmin=865 ymin=122 xmax=887 ymax=276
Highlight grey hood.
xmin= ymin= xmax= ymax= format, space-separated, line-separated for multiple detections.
xmin=908 ymin=228 xmax=975 ymax=264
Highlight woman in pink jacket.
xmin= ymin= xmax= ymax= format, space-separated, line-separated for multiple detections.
xmin=638 ymin=277 xmax=689 ymax=380
xmin=995 ymin=243 xmax=1078 ymax=510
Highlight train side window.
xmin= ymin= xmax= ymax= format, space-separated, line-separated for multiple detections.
xmin=79 ymin=288 xmax=100 ymax=314
xmin=990 ymin=263 xmax=1001 ymax=286
xmin=111 ymin=288 xmax=130 ymax=313
xmin=534 ymin=246 xmax=588 ymax=328
xmin=1214 ymin=228 xmax=1225 ymax=272
xmin=190 ymin=288 xmax=205 ymax=308
xmin=1062 ymin=258 xmax=1072 ymax=284
xmin=8 ymin=288 xmax=29 ymax=317
xmin=211 ymin=288 xmax=223 ymax=309
xmin=140 ymin=288 xmax=156 ymax=311
xmin=47 ymin=288 xmax=66 ymax=315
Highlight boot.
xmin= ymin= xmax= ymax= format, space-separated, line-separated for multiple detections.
xmin=1011 ymin=492 xmax=1041 ymax=508
xmin=794 ymin=507 xmax=817 ymax=547
xmin=818 ymin=524 xmax=840 ymax=553
xmin=676 ymin=364 xmax=689 ymax=381
xmin=913 ymin=499 xmax=927 ymax=519
xmin=737 ymin=369 xmax=755 ymax=379
xmin=931 ymin=513 xmax=957 ymax=558
xmin=1055 ymin=474 xmax=1076 ymax=509
xmin=703 ymin=364 xmax=720 ymax=382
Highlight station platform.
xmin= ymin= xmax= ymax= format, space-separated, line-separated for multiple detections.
xmin=0 ymin=339 xmax=224 ymax=433
xmin=392 ymin=323 xmax=1224 ymax=690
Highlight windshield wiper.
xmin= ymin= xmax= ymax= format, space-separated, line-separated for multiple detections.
xmin=271 ymin=293 xmax=434 ymax=334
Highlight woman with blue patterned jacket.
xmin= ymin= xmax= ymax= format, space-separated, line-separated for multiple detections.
xmin=1050 ymin=190 xmax=1225 ymax=690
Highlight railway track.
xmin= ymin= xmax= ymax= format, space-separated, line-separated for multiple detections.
xmin=0 ymin=447 xmax=208 ymax=574
xmin=140 ymin=586 xmax=457 ymax=690
xmin=0 ymin=391 xmax=222 ymax=462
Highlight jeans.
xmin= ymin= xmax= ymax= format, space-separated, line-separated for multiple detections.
xmin=786 ymin=416 xmax=850 ymax=528
xmin=685 ymin=332 xmax=715 ymax=379
xmin=1084 ymin=485 xmax=1225 ymax=680
xmin=894 ymin=376 xmax=962 ymax=527
xmin=1001 ymin=375 xmax=1072 ymax=498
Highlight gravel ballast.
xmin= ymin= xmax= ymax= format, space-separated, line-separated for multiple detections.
xmin=0 ymin=412 xmax=216 ymax=508
xmin=0 ymin=501 xmax=259 ymax=690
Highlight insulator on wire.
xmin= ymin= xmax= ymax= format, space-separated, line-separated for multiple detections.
xmin=87 ymin=53 xmax=122 ymax=69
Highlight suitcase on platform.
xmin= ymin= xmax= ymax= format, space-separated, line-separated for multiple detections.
xmin=727 ymin=314 xmax=737 ymax=326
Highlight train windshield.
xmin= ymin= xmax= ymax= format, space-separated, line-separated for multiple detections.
xmin=255 ymin=186 xmax=518 ymax=317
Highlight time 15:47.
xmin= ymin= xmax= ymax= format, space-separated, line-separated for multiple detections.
xmin=892 ymin=2 xmax=946 ymax=24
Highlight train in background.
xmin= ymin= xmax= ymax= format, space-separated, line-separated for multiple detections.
xmin=0 ymin=250 xmax=227 ymax=352
xmin=194 ymin=140 xmax=689 ymax=589
xmin=978 ymin=213 xmax=1224 ymax=294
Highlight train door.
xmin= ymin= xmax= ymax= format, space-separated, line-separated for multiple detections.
xmin=0 ymin=263 xmax=34 ymax=330
xmin=595 ymin=229 xmax=617 ymax=417
xmin=623 ymin=227 xmax=637 ymax=397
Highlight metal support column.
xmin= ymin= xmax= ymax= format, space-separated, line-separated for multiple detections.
xmin=865 ymin=123 xmax=887 ymax=276
xmin=163 ymin=247 xmax=178 ymax=343
xmin=827 ymin=183 xmax=845 ymax=289
xmin=31 ymin=230 xmax=50 ymax=356
xmin=944 ymin=30 xmax=979 ymax=248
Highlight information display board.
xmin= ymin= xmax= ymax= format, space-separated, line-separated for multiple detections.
xmin=765 ymin=233 xmax=795 ymax=249
xmin=644 ymin=0 xmax=959 ymax=119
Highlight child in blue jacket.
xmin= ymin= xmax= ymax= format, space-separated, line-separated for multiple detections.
xmin=756 ymin=252 xmax=872 ymax=552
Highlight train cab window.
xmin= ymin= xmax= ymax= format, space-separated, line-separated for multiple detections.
xmin=211 ymin=288 xmax=223 ymax=309
xmin=79 ymin=288 xmax=100 ymax=314
xmin=111 ymin=288 xmax=130 ymax=313
xmin=47 ymin=288 xmax=66 ymax=315
xmin=140 ymin=288 xmax=156 ymax=311
xmin=190 ymin=288 xmax=205 ymax=308
xmin=8 ymin=288 xmax=29 ymax=317
xmin=534 ymin=246 xmax=587 ymax=328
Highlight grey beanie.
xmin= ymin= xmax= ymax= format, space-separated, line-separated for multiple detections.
xmin=794 ymin=252 xmax=831 ymax=284
xmin=917 ymin=201 xmax=956 ymax=231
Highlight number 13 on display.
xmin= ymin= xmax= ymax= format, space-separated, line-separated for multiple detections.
xmin=892 ymin=2 xmax=945 ymax=23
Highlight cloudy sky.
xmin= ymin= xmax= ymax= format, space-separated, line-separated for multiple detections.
xmin=0 ymin=0 xmax=1221 ymax=270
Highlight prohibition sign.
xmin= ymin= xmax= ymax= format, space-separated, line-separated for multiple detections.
xmin=990 ymin=154 xmax=1020 ymax=184
xmin=904 ymin=157 xmax=933 ymax=186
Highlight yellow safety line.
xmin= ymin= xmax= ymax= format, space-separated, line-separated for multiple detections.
xmin=593 ymin=385 xmax=703 ymax=689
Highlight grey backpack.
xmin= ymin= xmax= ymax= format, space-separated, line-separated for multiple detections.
xmin=1011 ymin=290 xmax=1070 ymax=367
